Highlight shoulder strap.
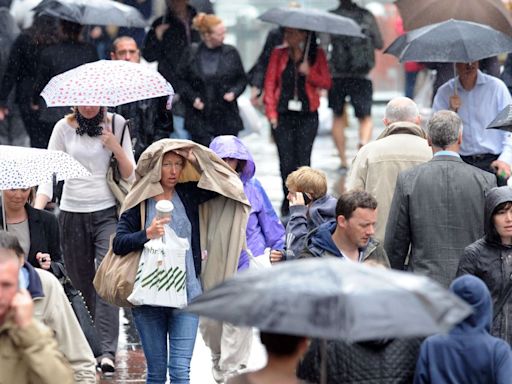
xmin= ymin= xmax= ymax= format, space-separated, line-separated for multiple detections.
xmin=140 ymin=201 xmax=146 ymax=230
xmin=111 ymin=113 xmax=116 ymax=135
xmin=493 ymin=273 xmax=512 ymax=320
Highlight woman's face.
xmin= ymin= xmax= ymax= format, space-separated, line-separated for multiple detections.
xmin=284 ymin=28 xmax=307 ymax=49
xmin=223 ymin=157 xmax=239 ymax=172
xmin=160 ymin=152 xmax=185 ymax=191
xmin=493 ymin=203 xmax=512 ymax=244
xmin=204 ymin=23 xmax=226 ymax=48
xmin=77 ymin=106 xmax=101 ymax=119
xmin=3 ymin=188 xmax=31 ymax=211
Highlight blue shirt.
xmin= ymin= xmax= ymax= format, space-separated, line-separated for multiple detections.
xmin=434 ymin=150 xmax=460 ymax=158
xmin=433 ymin=70 xmax=512 ymax=163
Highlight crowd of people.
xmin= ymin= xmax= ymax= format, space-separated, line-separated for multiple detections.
xmin=2 ymin=0 xmax=512 ymax=384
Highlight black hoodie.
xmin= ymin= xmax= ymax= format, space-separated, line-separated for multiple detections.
xmin=457 ymin=186 xmax=512 ymax=345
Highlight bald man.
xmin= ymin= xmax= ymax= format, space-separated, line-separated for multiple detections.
xmin=346 ymin=97 xmax=432 ymax=241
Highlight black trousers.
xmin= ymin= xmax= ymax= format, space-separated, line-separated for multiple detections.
xmin=460 ymin=153 xmax=507 ymax=186
xmin=273 ymin=111 xmax=318 ymax=215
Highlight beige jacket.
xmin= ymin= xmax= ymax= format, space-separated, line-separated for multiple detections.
xmin=34 ymin=269 xmax=96 ymax=384
xmin=0 ymin=318 xmax=74 ymax=384
xmin=122 ymin=139 xmax=250 ymax=291
xmin=347 ymin=122 xmax=432 ymax=241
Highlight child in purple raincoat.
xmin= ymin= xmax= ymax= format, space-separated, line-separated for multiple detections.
xmin=202 ymin=135 xmax=285 ymax=382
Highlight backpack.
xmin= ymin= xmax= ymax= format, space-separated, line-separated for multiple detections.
xmin=329 ymin=9 xmax=375 ymax=75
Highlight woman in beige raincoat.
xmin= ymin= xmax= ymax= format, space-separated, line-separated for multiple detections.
xmin=112 ymin=139 xmax=250 ymax=384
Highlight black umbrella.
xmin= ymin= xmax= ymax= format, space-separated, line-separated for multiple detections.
xmin=487 ymin=105 xmax=512 ymax=132
xmin=259 ymin=7 xmax=363 ymax=37
xmin=385 ymin=19 xmax=512 ymax=63
xmin=33 ymin=0 xmax=147 ymax=28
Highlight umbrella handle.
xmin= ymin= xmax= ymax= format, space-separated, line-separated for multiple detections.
xmin=320 ymin=339 xmax=327 ymax=384
xmin=303 ymin=32 xmax=312 ymax=64
xmin=1 ymin=190 xmax=5 ymax=231
xmin=453 ymin=62 xmax=458 ymax=97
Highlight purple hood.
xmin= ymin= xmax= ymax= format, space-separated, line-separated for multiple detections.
xmin=209 ymin=135 xmax=255 ymax=183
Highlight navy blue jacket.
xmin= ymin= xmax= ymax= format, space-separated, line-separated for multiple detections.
xmin=112 ymin=182 xmax=217 ymax=276
xmin=414 ymin=275 xmax=512 ymax=384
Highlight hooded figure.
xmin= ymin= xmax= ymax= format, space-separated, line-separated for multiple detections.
xmin=414 ymin=275 xmax=512 ymax=383
xmin=457 ymin=186 xmax=512 ymax=345
xmin=209 ymin=135 xmax=284 ymax=270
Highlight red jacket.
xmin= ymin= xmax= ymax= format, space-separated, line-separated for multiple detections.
xmin=264 ymin=46 xmax=332 ymax=120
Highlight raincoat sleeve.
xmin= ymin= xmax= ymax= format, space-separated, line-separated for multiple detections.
xmin=263 ymin=48 xmax=282 ymax=121
xmin=456 ymin=246 xmax=480 ymax=277
xmin=254 ymin=180 xmax=285 ymax=250
xmin=175 ymin=47 xmax=201 ymax=105
xmin=413 ymin=341 xmax=431 ymax=384
xmin=365 ymin=11 xmax=384 ymax=50
xmin=8 ymin=320 xmax=74 ymax=384
xmin=0 ymin=35 xmax=24 ymax=106
xmin=247 ymin=28 xmax=282 ymax=90
xmin=495 ymin=341 xmax=512 ymax=384
xmin=141 ymin=18 xmax=165 ymax=63
xmin=384 ymin=174 xmax=411 ymax=270
xmin=32 ymin=48 xmax=51 ymax=105
xmin=113 ymin=204 xmax=148 ymax=255
xmin=285 ymin=205 xmax=309 ymax=260
xmin=306 ymin=48 xmax=332 ymax=90
xmin=225 ymin=47 xmax=248 ymax=98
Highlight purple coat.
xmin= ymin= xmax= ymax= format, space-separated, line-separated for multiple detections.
xmin=210 ymin=136 xmax=285 ymax=270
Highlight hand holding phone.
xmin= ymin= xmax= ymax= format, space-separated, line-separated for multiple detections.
xmin=10 ymin=289 xmax=34 ymax=329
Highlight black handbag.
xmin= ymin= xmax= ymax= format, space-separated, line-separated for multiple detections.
xmin=61 ymin=277 xmax=103 ymax=358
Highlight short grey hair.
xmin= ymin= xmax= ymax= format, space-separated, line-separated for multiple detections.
xmin=427 ymin=110 xmax=462 ymax=149
xmin=384 ymin=97 xmax=419 ymax=123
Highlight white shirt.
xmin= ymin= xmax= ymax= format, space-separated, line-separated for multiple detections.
xmin=432 ymin=70 xmax=512 ymax=163
xmin=37 ymin=113 xmax=135 ymax=213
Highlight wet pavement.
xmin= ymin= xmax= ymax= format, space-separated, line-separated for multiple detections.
xmin=97 ymin=102 xmax=389 ymax=383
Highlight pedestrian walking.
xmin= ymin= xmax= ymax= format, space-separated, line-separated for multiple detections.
xmin=347 ymin=97 xmax=431 ymax=241
xmin=32 ymin=20 xmax=99 ymax=149
xmin=270 ymin=166 xmax=337 ymax=262
xmin=110 ymin=36 xmax=173 ymax=160
xmin=0 ymin=14 xmax=59 ymax=148
xmin=34 ymin=106 xmax=135 ymax=374
xmin=264 ymin=28 xmax=331 ymax=217
xmin=112 ymin=139 xmax=250 ymax=384
xmin=457 ymin=186 xmax=512 ymax=346
xmin=206 ymin=135 xmax=285 ymax=382
xmin=414 ymin=275 xmax=512 ymax=384
xmin=300 ymin=190 xmax=389 ymax=267
xmin=177 ymin=13 xmax=247 ymax=146
xmin=0 ymin=231 xmax=75 ymax=384
xmin=385 ymin=110 xmax=496 ymax=287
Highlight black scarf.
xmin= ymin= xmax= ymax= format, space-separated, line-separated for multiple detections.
xmin=75 ymin=108 xmax=104 ymax=137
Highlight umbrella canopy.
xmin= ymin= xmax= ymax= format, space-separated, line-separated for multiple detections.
xmin=41 ymin=60 xmax=175 ymax=107
xmin=396 ymin=0 xmax=512 ymax=37
xmin=258 ymin=7 xmax=363 ymax=37
xmin=32 ymin=0 xmax=146 ymax=28
xmin=487 ymin=104 xmax=512 ymax=132
xmin=185 ymin=258 xmax=472 ymax=341
xmin=384 ymin=19 xmax=512 ymax=63
xmin=0 ymin=145 xmax=90 ymax=190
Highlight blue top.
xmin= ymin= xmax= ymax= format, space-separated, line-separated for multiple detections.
xmin=433 ymin=70 xmax=512 ymax=163
xmin=146 ymin=196 xmax=202 ymax=302
xmin=434 ymin=150 xmax=460 ymax=158
xmin=414 ymin=275 xmax=512 ymax=384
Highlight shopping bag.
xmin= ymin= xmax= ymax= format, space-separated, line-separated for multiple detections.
xmin=248 ymin=248 xmax=272 ymax=271
xmin=127 ymin=226 xmax=190 ymax=308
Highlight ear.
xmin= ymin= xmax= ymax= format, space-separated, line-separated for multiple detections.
xmin=414 ymin=115 xmax=421 ymax=125
xmin=457 ymin=130 xmax=463 ymax=145
xmin=337 ymin=215 xmax=346 ymax=227
xmin=382 ymin=117 xmax=389 ymax=126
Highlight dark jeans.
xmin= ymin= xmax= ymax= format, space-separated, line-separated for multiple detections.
xmin=273 ymin=111 xmax=318 ymax=215
xmin=59 ymin=206 xmax=119 ymax=360
xmin=132 ymin=306 xmax=198 ymax=384
xmin=460 ymin=153 xmax=507 ymax=186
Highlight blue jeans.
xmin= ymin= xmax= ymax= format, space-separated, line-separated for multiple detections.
xmin=132 ymin=306 xmax=198 ymax=384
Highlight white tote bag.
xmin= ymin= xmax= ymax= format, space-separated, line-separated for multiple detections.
xmin=128 ymin=226 xmax=190 ymax=308
xmin=248 ymin=248 xmax=272 ymax=271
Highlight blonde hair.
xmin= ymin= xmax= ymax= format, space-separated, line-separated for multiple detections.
xmin=192 ymin=12 xmax=222 ymax=34
xmin=65 ymin=107 xmax=110 ymax=124
xmin=285 ymin=166 xmax=328 ymax=200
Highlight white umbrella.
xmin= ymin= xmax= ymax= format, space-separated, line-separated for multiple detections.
xmin=0 ymin=145 xmax=91 ymax=230
xmin=41 ymin=60 xmax=175 ymax=107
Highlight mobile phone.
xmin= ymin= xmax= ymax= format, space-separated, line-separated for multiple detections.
xmin=301 ymin=192 xmax=312 ymax=205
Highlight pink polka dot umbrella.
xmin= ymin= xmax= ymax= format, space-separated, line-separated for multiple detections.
xmin=41 ymin=60 xmax=175 ymax=107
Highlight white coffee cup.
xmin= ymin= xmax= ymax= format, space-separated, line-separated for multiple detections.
xmin=155 ymin=200 xmax=174 ymax=219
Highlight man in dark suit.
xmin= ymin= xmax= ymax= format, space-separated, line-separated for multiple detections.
xmin=384 ymin=110 xmax=497 ymax=287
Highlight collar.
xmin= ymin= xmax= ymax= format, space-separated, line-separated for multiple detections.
xmin=377 ymin=121 xmax=426 ymax=140
xmin=23 ymin=262 xmax=44 ymax=299
xmin=434 ymin=150 xmax=460 ymax=158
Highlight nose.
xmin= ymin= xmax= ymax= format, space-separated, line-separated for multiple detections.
xmin=506 ymin=211 xmax=512 ymax=222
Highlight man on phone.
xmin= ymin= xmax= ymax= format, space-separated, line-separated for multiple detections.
xmin=0 ymin=231 xmax=74 ymax=384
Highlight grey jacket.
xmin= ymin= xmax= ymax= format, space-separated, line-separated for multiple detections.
xmin=385 ymin=155 xmax=496 ymax=288
xmin=457 ymin=186 xmax=512 ymax=345
xmin=285 ymin=194 xmax=337 ymax=260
